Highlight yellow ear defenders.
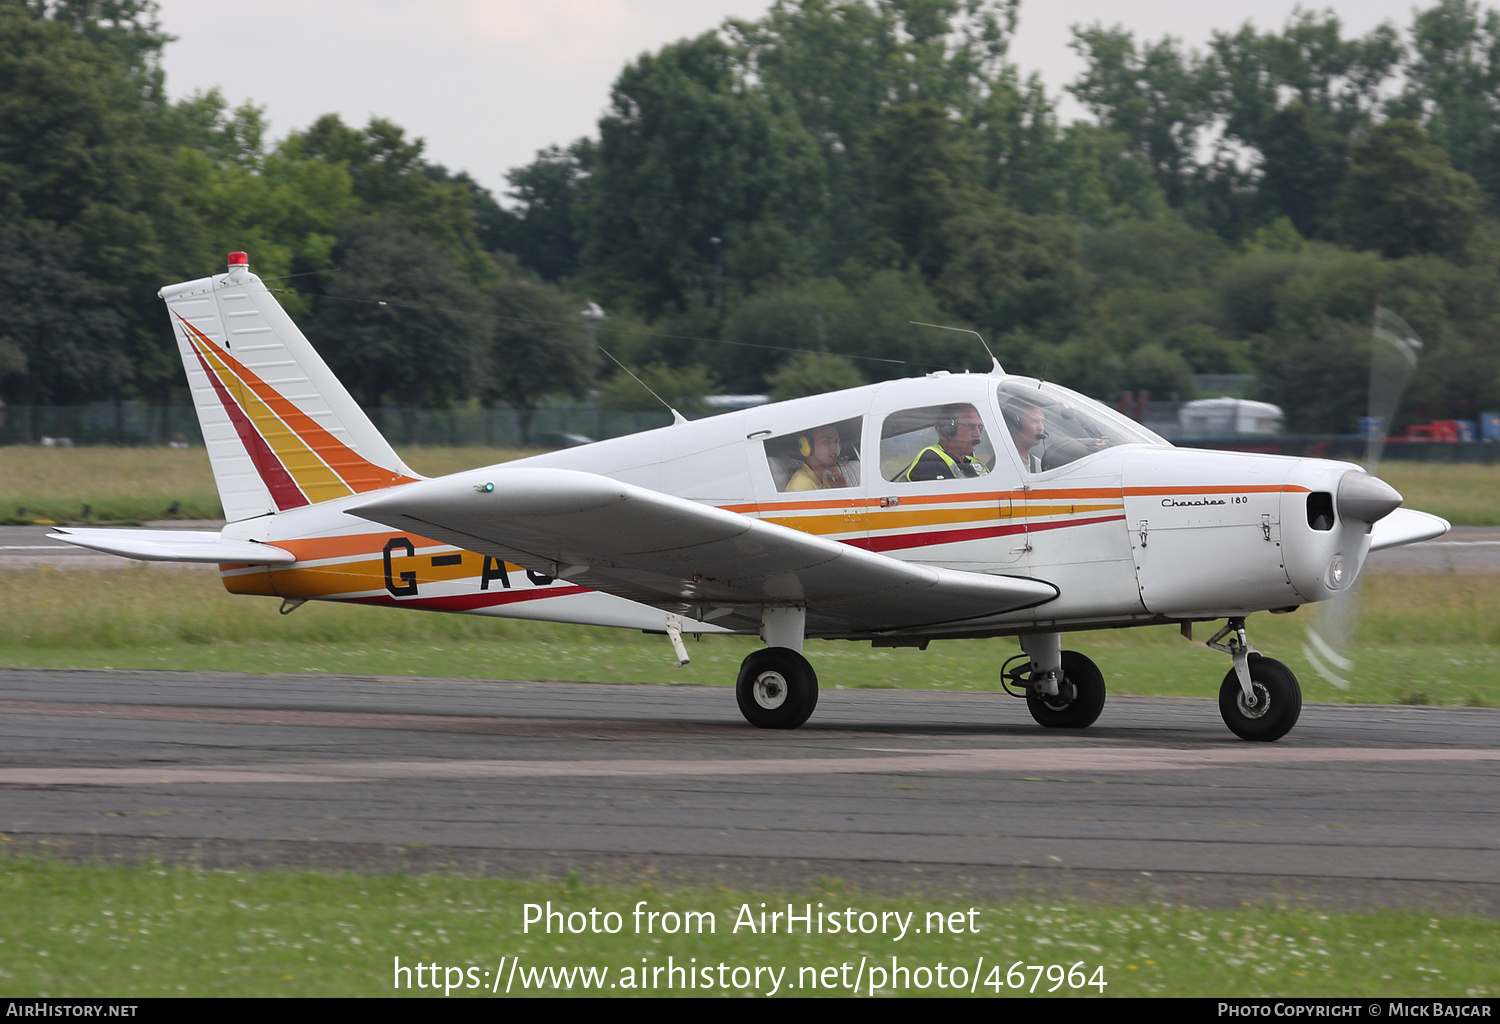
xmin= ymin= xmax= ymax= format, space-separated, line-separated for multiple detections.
xmin=798 ymin=435 xmax=812 ymax=457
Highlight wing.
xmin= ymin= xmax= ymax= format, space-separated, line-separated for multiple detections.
xmin=49 ymin=528 xmax=296 ymax=564
xmin=350 ymin=468 xmax=1057 ymax=634
xmin=1368 ymin=508 xmax=1450 ymax=552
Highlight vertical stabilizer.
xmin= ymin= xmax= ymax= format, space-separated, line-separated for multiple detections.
xmin=161 ymin=253 xmax=420 ymax=522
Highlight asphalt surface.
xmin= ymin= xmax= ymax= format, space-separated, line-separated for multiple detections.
xmin=1 ymin=667 xmax=1496 ymax=913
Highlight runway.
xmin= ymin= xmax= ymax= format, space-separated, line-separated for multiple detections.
xmin=1 ymin=667 xmax=1496 ymax=914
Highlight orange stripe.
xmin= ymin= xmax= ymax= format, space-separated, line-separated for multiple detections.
xmin=179 ymin=316 xmax=416 ymax=493
xmin=1124 ymin=484 xmax=1308 ymax=496
xmin=192 ymin=336 xmax=350 ymax=503
xmin=265 ymin=552 xmax=526 ymax=599
xmin=273 ymin=531 xmax=448 ymax=562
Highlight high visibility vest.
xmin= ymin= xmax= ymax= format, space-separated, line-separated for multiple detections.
xmin=903 ymin=445 xmax=987 ymax=481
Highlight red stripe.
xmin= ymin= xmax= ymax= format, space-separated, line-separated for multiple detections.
xmin=857 ymin=513 xmax=1126 ymax=553
xmin=188 ymin=340 xmax=309 ymax=510
xmin=346 ymin=585 xmax=591 ymax=612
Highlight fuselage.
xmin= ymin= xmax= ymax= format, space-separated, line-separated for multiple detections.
xmin=219 ymin=372 xmax=1370 ymax=640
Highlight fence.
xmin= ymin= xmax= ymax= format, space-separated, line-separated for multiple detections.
xmin=0 ymin=403 xmax=676 ymax=448
xmin=2 ymin=403 xmax=1497 ymax=461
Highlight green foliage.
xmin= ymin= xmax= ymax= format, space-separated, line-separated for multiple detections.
xmin=8 ymin=0 xmax=1500 ymax=428
xmin=494 ymin=139 xmax=594 ymax=282
xmin=765 ymin=352 xmax=864 ymax=400
xmin=482 ymin=279 xmax=593 ymax=443
xmin=935 ymin=205 xmax=1083 ymax=339
xmin=1125 ymin=343 xmax=1197 ymax=400
xmin=1339 ymin=119 xmax=1484 ymax=260
xmin=306 ymin=216 xmax=485 ymax=408
xmin=585 ymin=32 xmax=824 ymax=316
xmin=596 ymin=362 xmax=718 ymax=414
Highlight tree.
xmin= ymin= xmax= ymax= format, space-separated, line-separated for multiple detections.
xmin=1394 ymin=0 xmax=1500 ymax=207
xmin=1338 ymin=119 xmax=1483 ymax=260
xmin=1204 ymin=10 xmax=1402 ymax=237
xmin=935 ymin=206 xmax=1083 ymax=339
xmin=584 ymin=32 xmax=824 ymax=315
xmin=482 ymin=279 xmax=593 ymax=445
xmin=494 ymin=139 xmax=595 ymax=282
xmin=863 ymin=100 xmax=987 ymax=276
xmin=596 ymin=363 xmax=718 ymax=414
xmin=306 ymin=216 xmax=484 ymax=410
xmin=765 ymin=352 xmax=863 ymax=400
xmin=1068 ymin=25 xmax=1211 ymax=208
xmin=288 ymin=115 xmax=492 ymax=278
xmin=0 ymin=223 xmax=129 ymax=404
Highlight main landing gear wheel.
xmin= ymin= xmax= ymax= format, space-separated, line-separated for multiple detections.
xmin=1025 ymin=650 xmax=1105 ymax=729
xmin=736 ymin=647 xmax=819 ymax=729
xmin=1218 ymin=655 xmax=1301 ymax=742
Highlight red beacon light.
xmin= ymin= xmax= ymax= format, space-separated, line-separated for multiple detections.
xmin=227 ymin=251 xmax=249 ymax=268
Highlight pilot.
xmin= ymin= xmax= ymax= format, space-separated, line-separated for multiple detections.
xmin=903 ymin=404 xmax=989 ymax=481
xmin=1004 ymin=396 xmax=1047 ymax=471
xmin=786 ymin=424 xmax=851 ymax=490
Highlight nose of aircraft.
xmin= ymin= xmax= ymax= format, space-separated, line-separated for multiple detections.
xmin=1336 ymin=471 xmax=1403 ymax=524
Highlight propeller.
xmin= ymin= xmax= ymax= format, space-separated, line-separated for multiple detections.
xmin=1302 ymin=307 xmax=1423 ymax=689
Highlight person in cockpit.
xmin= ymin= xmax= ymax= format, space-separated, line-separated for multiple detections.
xmin=903 ymin=404 xmax=989 ymax=481
xmin=1004 ymin=395 xmax=1047 ymax=472
xmin=786 ymin=423 xmax=852 ymax=490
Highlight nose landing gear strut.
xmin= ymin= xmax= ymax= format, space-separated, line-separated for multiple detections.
xmin=1207 ymin=617 xmax=1302 ymax=741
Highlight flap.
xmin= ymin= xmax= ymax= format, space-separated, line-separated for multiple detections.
xmin=49 ymin=528 xmax=296 ymax=564
xmin=350 ymin=468 xmax=1056 ymax=633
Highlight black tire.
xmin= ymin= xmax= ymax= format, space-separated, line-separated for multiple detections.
xmin=736 ymin=647 xmax=819 ymax=729
xmin=1025 ymin=650 xmax=1106 ymax=729
xmin=1218 ymin=655 xmax=1301 ymax=742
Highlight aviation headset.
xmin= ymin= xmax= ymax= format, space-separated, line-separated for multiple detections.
xmin=798 ymin=435 xmax=813 ymax=457
xmin=1002 ymin=400 xmax=1041 ymax=433
xmin=936 ymin=405 xmax=980 ymax=439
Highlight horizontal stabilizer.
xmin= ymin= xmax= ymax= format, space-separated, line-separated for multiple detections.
xmin=1368 ymin=509 xmax=1450 ymax=552
xmin=351 ymin=467 xmax=1057 ymax=633
xmin=48 ymin=528 xmax=296 ymax=564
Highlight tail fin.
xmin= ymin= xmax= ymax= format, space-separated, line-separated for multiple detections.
xmin=162 ymin=253 xmax=420 ymax=522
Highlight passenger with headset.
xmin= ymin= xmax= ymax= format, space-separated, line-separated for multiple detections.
xmin=903 ymin=404 xmax=989 ymax=481
xmin=1003 ymin=395 xmax=1048 ymax=472
xmin=786 ymin=424 xmax=852 ymax=490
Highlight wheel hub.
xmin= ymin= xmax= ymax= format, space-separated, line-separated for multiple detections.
xmin=752 ymin=671 xmax=788 ymax=710
xmin=1237 ymin=681 xmax=1271 ymax=720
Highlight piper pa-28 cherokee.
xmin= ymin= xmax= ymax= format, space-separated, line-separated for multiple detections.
xmin=52 ymin=253 xmax=1450 ymax=742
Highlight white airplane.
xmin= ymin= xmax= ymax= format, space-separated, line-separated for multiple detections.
xmin=51 ymin=253 xmax=1450 ymax=742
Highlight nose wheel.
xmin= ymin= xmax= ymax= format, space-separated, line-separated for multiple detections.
xmin=1218 ymin=654 xmax=1301 ymax=741
xmin=736 ymin=647 xmax=819 ymax=729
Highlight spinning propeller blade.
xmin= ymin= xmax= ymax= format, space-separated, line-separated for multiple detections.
xmin=1303 ymin=307 xmax=1422 ymax=689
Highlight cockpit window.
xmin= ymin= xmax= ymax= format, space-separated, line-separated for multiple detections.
xmin=997 ymin=381 xmax=1167 ymax=472
xmin=763 ymin=418 xmax=863 ymax=492
xmin=879 ymin=404 xmax=996 ymax=482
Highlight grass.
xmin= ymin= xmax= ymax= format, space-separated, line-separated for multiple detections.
xmin=0 ymin=446 xmax=534 ymax=524
xmin=1378 ymin=462 xmax=1500 ymax=527
xmin=0 ymin=446 xmax=1496 ymax=525
xmin=0 ymin=568 xmax=1495 ymax=707
xmin=0 ymin=859 xmax=1493 ymax=997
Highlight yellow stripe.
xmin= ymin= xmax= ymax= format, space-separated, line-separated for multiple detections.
xmin=264 ymin=552 xmax=521 ymax=600
xmin=197 ymin=341 xmax=353 ymax=504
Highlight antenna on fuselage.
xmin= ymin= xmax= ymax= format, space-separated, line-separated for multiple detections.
xmin=598 ymin=347 xmax=689 ymax=426
xmin=909 ymin=322 xmax=1003 ymax=374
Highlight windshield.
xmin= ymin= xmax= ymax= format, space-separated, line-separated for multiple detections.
xmin=997 ymin=380 xmax=1168 ymax=472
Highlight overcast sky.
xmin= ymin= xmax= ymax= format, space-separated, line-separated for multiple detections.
xmin=155 ymin=0 xmax=1436 ymax=200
